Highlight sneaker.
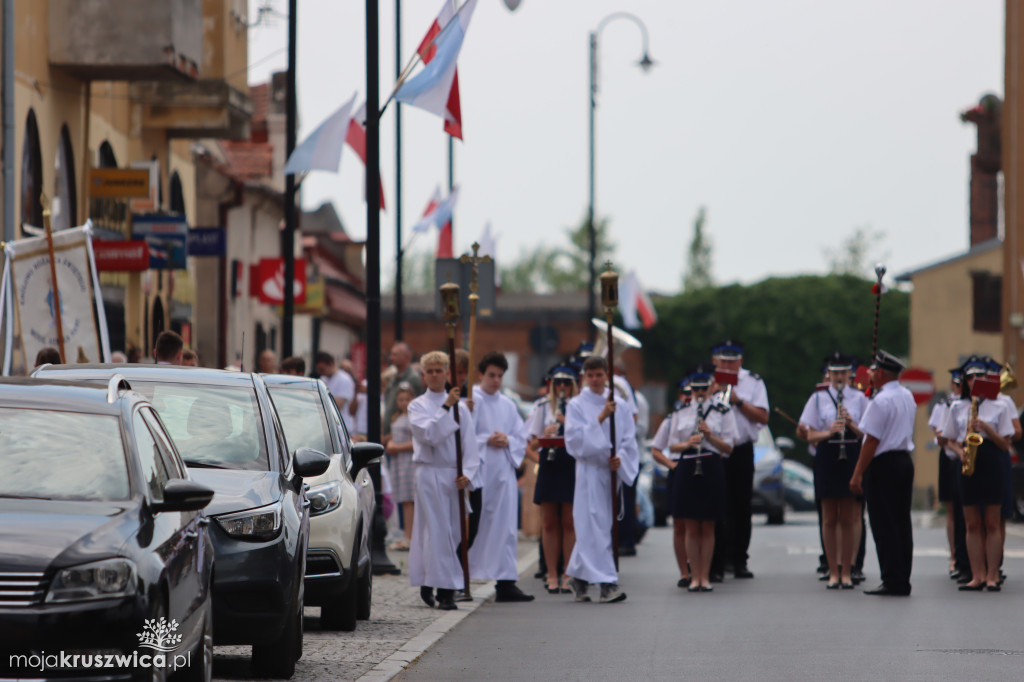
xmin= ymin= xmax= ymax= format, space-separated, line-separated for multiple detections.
xmin=570 ymin=578 xmax=590 ymax=602
xmin=599 ymin=583 xmax=627 ymax=603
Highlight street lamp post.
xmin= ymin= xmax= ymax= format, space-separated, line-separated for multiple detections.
xmin=588 ymin=13 xmax=653 ymax=336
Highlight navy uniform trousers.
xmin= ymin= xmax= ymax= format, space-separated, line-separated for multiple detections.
xmin=864 ymin=450 xmax=914 ymax=593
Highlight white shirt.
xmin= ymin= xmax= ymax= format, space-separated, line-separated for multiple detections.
xmin=859 ymin=380 xmax=917 ymax=455
xmin=732 ymin=367 xmax=769 ymax=444
xmin=940 ymin=396 xmax=1014 ymax=444
xmin=929 ymin=399 xmax=958 ymax=460
xmin=651 ymin=401 xmax=737 ymax=459
xmin=322 ymin=370 xmax=356 ymax=430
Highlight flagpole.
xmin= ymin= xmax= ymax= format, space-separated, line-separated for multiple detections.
xmin=394 ymin=0 xmax=404 ymax=341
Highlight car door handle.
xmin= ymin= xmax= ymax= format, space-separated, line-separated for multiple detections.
xmin=198 ymin=517 xmax=210 ymax=527
xmin=303 ymin=498 xmax=311 ymax=509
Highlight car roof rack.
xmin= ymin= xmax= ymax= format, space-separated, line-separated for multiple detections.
xmin=107 ymin=374 xmax=132 ymax=403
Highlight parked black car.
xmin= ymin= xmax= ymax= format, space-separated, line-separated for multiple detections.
xmin=34 ymin=365 xmax=330 ymax=679
xmin=0 ymin=376 xmax=215 ymax=682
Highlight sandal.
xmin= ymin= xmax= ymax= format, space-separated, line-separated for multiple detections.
xmin=388 ymin=539 xmax=410 ymax=551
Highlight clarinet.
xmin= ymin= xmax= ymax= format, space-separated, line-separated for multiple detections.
xmin=547 ymin=396 xmax=567 ymax=462
xmin=836 ymin=387 xmax=847 ymax=462
xmin=693 ymin=400 xmax=706 ymax=477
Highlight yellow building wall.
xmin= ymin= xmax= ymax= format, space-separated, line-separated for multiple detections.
xmin=907 ymin=245 xmax=1004 ymax=505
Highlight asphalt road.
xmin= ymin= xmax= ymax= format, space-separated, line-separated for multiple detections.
xmin=399 ymin=512 xmax=1024 ymax=681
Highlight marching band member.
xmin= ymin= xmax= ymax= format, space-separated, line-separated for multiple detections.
xmin=942 ymin=358 xmax=1013 ymax=591
xmin=564 ymin=356 xmax=638 ymax=604
xmin=651 ymin=379 xmax=695 ymax=588
xmin=930 ymin=369 xmax=969 ymax=580
xmin=987 ymin=358 xmax=1019 ymax=584
xmin=798 ymin=352 xmax=867 ymax=589
xmin=526 ymin=364 xmax=579 ymax=594
xmin=670 ymin=364 xmax=737 ymax=592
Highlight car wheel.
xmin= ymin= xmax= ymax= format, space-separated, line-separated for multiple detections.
xmin=766 ymin=508 xmax=785 ymax=525
xmin=175 ymin=610 xmax=212 ymax=682
xmin=356 ymin=550 xmax=373 ymax=621
xmin=251 ymin=600 xmax=300 ymax=679
xmin=321 ymin=576 xmax=358 ymax=631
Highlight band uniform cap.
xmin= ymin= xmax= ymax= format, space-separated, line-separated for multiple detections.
xmin=678 ymin=378 xmax=691 ymax=392
xmin=961 ymin=358 xmax=988 ymax=377
xmin=687 ymin=362 xmax=716 ymax=388
xmin=711 ymin=339 xmax=743 ymax=358
xmin=574 ymin=342 xmax=595 ymax=360
xmin=985 ymin=358 xmax=1002 ymax=375
xmin=824 ymin=351 xmax=854 ymax=371
xmin=550 ymin=365 xmax=577 ymax=382
xmin=948 ymin=367 xmax=963 ymax=384
xmin=870 ymin=349 xmax=905 ymax=374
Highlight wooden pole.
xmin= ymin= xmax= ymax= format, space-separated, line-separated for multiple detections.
xmin=459 ymin=242 xmax=491 ymax=412
xmin=42 ymin=196 xmax=65 ymax=362
xmin=599 ymin=263 xmax=620 ymax=569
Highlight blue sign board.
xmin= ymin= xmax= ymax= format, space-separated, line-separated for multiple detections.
xmin=187 ymin=227 xmax=226 ymax=256
xmin=132 ymin=215 xmax=188 ymax=269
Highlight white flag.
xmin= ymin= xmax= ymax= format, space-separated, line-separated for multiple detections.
xmin=284 ymin=94 xmax=357 ymax=175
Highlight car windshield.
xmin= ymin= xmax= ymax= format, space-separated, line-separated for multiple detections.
xmin=0 ymin=408 xmax=130 ymax=500
xmin=129 ymin=381 xmax=269 ymax=471
xmin=268 ymin=387 xmax=332 ymax=455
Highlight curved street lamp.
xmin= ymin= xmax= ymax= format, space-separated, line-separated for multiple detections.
xmin=588 ymin=12 xmax=654 ymax=335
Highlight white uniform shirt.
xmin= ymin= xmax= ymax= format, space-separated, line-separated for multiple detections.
xmin=997 ymin=393 xmax=1020 ymax=425
xmin=525 ymin=397 xmax=565 ymax=439
xmin=651 ymin=401 xmax=737 ymax=459
xmin=928 ymin=399 xmax=958 ymax=460
xmin=322 ymin=370 xmax=356 ymax=431
xmin=732 ymin=368 xmax=770 ymax=444
xmin=940 ymin=397 xmax=1014 ymax=444
xmin=798 ymin=385 xmax=868 ymax=456
xmin=859 ymin=380 xmax=916 ymax=455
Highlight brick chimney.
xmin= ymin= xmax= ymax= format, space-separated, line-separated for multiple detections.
xmin=962 ymin=94 xmax=1002 ymax=246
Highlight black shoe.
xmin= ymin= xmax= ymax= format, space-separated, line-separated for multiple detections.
xmin=677 ymin=577 xmax=692 ymax=588
xmin=699 ymin=585 xmax=713 ymax=592
xmin=420 ymin=586 xmax=436 ymax=608
xmin=709 ymin=573 xmax=723 ymax=583
xmin=818 ymin=572 xmax=830 ymax=581
xmin=851 ymin=569 xmax=865 ymax=585
xmin=865 ymin=584 xmax=910 ymax=596
xmin=734 ymin=566 xmax=754 ymax=579
xmin=958 ymin=583 xmax=984 ymax=592
xmin=436 ymin=589 xmax=457 ymax=610
xmin=534 ymin=569 xmax=546 ymax=579
xmin=986 ymin=584 xmax=1001 ymax=592
xmin=495 ymin=583 xmax=535 ymax=602
xmin=956 ymin=574 xmax=973 ymax=585
xmin=455 ymin=590 xmax=473 ymax=603
xmin=948 ymin=569 xmax=961 ymax=580
xmin=618 ymin=546 xmax=637 ymax=557
xmin=826 ymin=581 xmax=840 ymax=590
xmin=816 ymin=564 xmax=829 ymax=575
xmin=840 ymin=581 xmax=854 ymax=590
xmin=687 ymin=585 xmax=701 ymax=593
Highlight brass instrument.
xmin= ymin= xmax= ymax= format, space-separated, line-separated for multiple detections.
xmin=1001 ymin=362 xmax=1018 ymax=393
xmin=962 ymin=397 xmax=983 ymax=477
xmin=836 ymin=387 xmax=847 ymax=462
xmin=693 ymin=399 xmax=706 ymax=477
xmin=548 ymin=396 xmax=567 ymax=462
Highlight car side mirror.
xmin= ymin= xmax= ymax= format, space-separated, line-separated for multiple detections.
xmin=775 ymin=436 xmax=795 ymax=453
xmin=294 ymin=448 xmax=331 ymax=478
xmin=351 ymin=442 xmax=384 ymax=476
xmin=154 ymin=479 xmax=215 ymax=513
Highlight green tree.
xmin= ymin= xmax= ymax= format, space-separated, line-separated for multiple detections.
xmin=632 ymin=273 xmax=909 ymax=465
xmin=499 ymin=214 xmax=615 ymax=293
xmin=683 ymin=206 xmax=713 ymax=291
xmin=826 ymin=225 xmax=888 ymax=277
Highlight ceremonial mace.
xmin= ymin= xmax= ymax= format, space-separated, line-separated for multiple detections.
xmin=867 ymin=264 xmax=886 ymax=397
xmin=600 ymin=263 xmax=620 ymax=568
xmin=459 ymin=243 xmax=492 ymax=412
xmin=440 ymin=281 xmax=471 ymax=598
xmin=41 ymin=193 xmax=66 ymax=363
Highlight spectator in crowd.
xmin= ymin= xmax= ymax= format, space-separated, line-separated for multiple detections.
xmin=281 ymin=356 xmax=306 ymax=376
xmin=384 ymin=342 xmax=423 ymax=436
xmin=127 ymin=346 xmax=142 ymax=363
xmin=111 ymin=351 xmax=128 ymax=363
xmin=153 ymin=331 xmax=184 ymax=365
xmin=316 ymin=351 xmax=356 ymax=430
xmin=258 ymin=349 xmax=279 ymax=374
xmin=34 ymin=347 xmax=61 ymax=367
xmin=181 ymin=349 xmax=199 ymax=367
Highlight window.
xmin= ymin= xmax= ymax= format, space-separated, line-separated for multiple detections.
xmin=20 ymin=109 xmax=43 ymax=230
xmin=53 ymin=124 xmax=77 ymax=230
xmin=169 ymin=170 xmax=185 ymax=215
xmin=141 ymin=407 xmax=186 ymax=479
xmin=133 ymin=410 xmax=169 ymax=502
xmin=971 ymin=271 xmax=1002 ymax=333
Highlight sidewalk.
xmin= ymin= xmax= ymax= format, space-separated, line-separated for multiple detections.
xmin=213 ymin=538 xmax=540 ymax=682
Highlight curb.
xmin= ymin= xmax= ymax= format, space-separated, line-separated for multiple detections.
xmin=356 ymin=547 xmax=539 ymax=682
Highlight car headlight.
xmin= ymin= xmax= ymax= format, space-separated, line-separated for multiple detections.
xmin=46 ymin=558 xmax=137 ymax=603
xmin=307 ymin=481 xmax=343 ymax=517
xmin=215 ymin=501 xmax=283 ymax=541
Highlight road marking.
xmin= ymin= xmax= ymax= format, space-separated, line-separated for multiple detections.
xmin=786 ymin=546 xmax=1024 ymax=558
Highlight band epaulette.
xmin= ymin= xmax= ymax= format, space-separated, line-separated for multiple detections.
xmin=748 ymin=371 xmax=762 ymax=381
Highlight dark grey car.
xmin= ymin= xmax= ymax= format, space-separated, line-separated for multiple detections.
xmin=33 ymin=365 xmax=329 ymax=679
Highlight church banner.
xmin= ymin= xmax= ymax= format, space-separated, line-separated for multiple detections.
xmin=0 ymin=224 xmax=111 ymax=374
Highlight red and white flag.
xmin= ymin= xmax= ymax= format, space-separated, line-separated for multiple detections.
xmin=411 ymin=186 xmax=443 ymax=233
xmin=396 ymin=0 xmax=477 ymax=140
xmin=619 ymin=269 xmax=658 ymax=330
xmin=344 ymin=103 xmax=386 ymax=210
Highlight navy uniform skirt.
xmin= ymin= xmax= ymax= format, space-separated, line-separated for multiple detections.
xmin=813 ymin=439 xmax=859 ymax=500
xmin=672 ymin=453 xmax=725 ymax=521
xmin=960 ymin=440 xmax=1005 ymax=507
xmin=937 ymin=449 xmax=961 ymax=503
xmin=533 ymin=447 xmax=575 ymax=505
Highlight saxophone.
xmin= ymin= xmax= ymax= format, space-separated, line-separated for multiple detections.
xmin=962 ymin=397 xmax=983 ymax=477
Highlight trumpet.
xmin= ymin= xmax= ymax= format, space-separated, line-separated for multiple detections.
xmin=962 ymin=397 xmax=983 ymax=477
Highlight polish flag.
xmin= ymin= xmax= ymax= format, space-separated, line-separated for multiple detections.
xmin=344 ymin=103 xmax=386 ymax=210
xmin=432 ymin=188 xmax=460 ymax=258
xmin=436 ymin=223 xmax=453 ymax=258
xmin=397 ymin=0 xmax=477 ymax=140
xmin=283 ymin=94 xmax=356 ymax=175
xmin=411 ymin=186 xmax=443 ymax=233
xmin=619 ymin=269 xmax=658 ymax=330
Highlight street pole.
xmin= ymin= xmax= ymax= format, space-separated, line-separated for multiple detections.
xmin=281 ymin=0 xmax=297 ymax=359
xmin=2 ymin=0 xmax=14 ymax=243
xmin=587 ymin=31 xmax=597 ymax=341
xmin=448 ymin=135 xmax=454 ymax=242
xmin=394 ymin=0 xmax=404 ymax=341
xmin=367 ymin=0 xmax=400 ymax=576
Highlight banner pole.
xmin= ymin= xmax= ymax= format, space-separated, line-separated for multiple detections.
xmin=41 ymin=196 xmax=66 ymax=363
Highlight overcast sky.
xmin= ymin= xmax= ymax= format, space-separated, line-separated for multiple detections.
xmin=247 ymin=0 xmax=1004 ymax=294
